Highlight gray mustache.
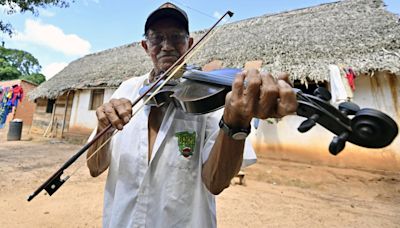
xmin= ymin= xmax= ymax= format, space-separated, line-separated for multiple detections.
xmin=157 ymin=52 xmax=179 ymax=59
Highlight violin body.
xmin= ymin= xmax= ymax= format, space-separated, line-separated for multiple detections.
xmin=171 ymin=80 xmax=228 ymax=114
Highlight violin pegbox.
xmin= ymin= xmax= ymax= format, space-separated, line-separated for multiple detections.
xmin=296 ymin=87 xmax=351 ymax=155
xmin=297 ymin=87 xmax=332 ymax=133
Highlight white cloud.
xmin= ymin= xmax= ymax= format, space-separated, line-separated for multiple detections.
xmin=39 ymin=9 xmax=55 ymax=17
xmin=213 ymin=11 xmax=228 ymax=22
xmin=42 ymin=62 xmax=68 ymax=80
xmin=14 ymin=19 xmax=91 ymax=56
xmin=213 ymin=11 xmax=222 ymax=19
xmin=83 ymin=0 xmax=100 ymax=5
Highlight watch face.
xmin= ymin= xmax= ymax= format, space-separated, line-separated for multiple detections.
xmin=232 ymin=132 xmax=248 ymax=140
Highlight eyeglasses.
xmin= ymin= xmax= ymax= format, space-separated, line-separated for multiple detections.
xmin=146 ymin=32 xmax=188 ymax=46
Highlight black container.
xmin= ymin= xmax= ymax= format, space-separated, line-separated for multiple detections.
xmin=7 ymin=119 xmax=23 ymax=141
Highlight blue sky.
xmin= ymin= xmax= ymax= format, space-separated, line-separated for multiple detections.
xmin=1 ymin=0 xmax=399 ymax=79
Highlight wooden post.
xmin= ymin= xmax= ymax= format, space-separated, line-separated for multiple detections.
xmin=43 ymin=101 xmax=56 ymax=137
xmin=60 ymin=91 xmax=71 ymax=138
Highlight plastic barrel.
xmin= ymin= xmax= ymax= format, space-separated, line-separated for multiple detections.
xmin=7 ymin=119 xmax=23 ymax=141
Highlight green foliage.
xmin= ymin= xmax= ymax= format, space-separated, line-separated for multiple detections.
xmin=1 ymin=0 xmax=74 ymax=36
xmin=0 ymin=46 xmax=41 ymax=75
xmin=21 ymin=73 xmax=46 ymax=85
xmin=0 ymin=46 xmax=46 ymax=84
xmin=0 ymin=65 xmax=22 ymax=81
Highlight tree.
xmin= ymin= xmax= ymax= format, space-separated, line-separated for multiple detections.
xmin=0 ymin=46 xmax=46 ymax=84
xmin=1 ymin=0 xmax=74 ymax=36
xmin=0 ymin=58 xmax=21 ymax=80
xmin=0 ymin=46 xmax=41 ymax=75
xmin=21 ymin=73 xmax=46 ymax=84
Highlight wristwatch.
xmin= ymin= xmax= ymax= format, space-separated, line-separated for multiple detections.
xmin=219 ymin=116 xmax=251 ymax=140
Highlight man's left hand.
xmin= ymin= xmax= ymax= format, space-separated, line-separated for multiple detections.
xmin=223 ymin=69 xmax=298 ymax=128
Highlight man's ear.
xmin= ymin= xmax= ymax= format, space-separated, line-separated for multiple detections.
xmin=141 ymin=40 xmax=148 ymax=52
xmin=188 ymin=37 xmax=194 ymax=49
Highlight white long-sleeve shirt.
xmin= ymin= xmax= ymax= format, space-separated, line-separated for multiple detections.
xmin=101 ymin=74 xmax=256 ymax=228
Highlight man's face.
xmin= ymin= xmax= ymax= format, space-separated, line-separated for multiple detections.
xmin=141 ymin=18 xmax=193 ymax=76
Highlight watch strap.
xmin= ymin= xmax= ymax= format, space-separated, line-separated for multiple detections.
xmin=219 ymin=116 xmax=251 ymax=140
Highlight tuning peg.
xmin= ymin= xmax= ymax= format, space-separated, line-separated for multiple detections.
xmin=298 ymin=114 xmax=319 ymax=133
xmin=313 ymin=87 xmax=332 ymax=101
xmin=339 ymin=102 xmax=360 ymax=116
xmin=329 ymin=132 xmax=349 ymax=155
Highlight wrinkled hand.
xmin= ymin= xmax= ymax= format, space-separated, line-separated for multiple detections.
xmin=223 ymin=69 xmax=298 ymax=128
xmin=96 ymin=98 xmax=132 ymax=131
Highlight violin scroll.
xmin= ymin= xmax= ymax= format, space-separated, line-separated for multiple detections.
xmin=296 ymin=87 xmax=398 ymax=155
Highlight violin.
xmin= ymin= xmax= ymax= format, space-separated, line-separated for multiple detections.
xmin=141 ymin=67 xmax=399 ymax=155
xmin=27 ymin=10 xmax=398 ymax=202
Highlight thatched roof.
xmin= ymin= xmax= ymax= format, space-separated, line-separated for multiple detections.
xmin=30 ymin=0 xmax=400 ymax=100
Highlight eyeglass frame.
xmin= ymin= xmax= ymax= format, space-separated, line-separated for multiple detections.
xmin=144 ymin=31 xmax=189 ymax=46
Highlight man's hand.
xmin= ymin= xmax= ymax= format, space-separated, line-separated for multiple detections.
xmin=96 ymin=98 xmax=133 ymax=131
xmin=223 ymin=69 xmax=298 ymax=128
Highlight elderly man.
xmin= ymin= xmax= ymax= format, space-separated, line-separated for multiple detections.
xmin=87 ymin=2 xmax=297 ymax=227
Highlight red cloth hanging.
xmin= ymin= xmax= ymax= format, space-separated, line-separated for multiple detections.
xmin=11 ymin=85 xmax=24 ymax=106
xmin=344 ymin=68 xmax=356 ymax=91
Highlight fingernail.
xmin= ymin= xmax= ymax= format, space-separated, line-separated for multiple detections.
xmin=117 ymin=124 xmax=123 ymax=130
xmin=124 ymin=117 xmax=130 ymax=123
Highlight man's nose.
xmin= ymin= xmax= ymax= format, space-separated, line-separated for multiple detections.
xmin=160 ymin=38 xmax=175 ymax=51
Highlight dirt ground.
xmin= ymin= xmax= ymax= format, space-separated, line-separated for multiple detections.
xmin=0 ymin=129 xmax=399 ymax=228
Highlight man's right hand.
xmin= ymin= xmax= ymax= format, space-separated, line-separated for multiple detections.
xmin=96 ymin=98 xmax=133 ymax=131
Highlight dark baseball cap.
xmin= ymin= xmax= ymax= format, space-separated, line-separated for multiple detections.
xmin=145 ymin=2 xmax=189 ymax=34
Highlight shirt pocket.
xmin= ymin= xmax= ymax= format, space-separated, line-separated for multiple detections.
xmin=166 ymin=118 xmax=202 ymax=170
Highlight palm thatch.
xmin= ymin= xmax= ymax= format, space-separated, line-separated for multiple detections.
xmin=30 ymin=0 xmax=400 ymax=100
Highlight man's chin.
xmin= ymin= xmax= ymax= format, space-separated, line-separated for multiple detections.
xmin=159 ymin=63 xmax=176 ymax=72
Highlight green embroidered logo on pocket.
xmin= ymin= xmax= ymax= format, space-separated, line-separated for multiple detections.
xmin=175 ymin=131 xmax=196 ymax=158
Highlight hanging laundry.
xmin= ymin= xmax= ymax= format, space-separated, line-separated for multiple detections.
xmin=11 ymin=84 xmax=24 ymax=107
xmin=329 ymin=65 xmax=348 ymax=104
xmin=344 ymin=68 xmax=356 ymax=91
xmin=0 ymin=87 xmax=11 ymax=128
xmin=6 ymin=88 xmax=12 ymax=99
xmin=0 ymin=103 xmax=12 ymax=128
